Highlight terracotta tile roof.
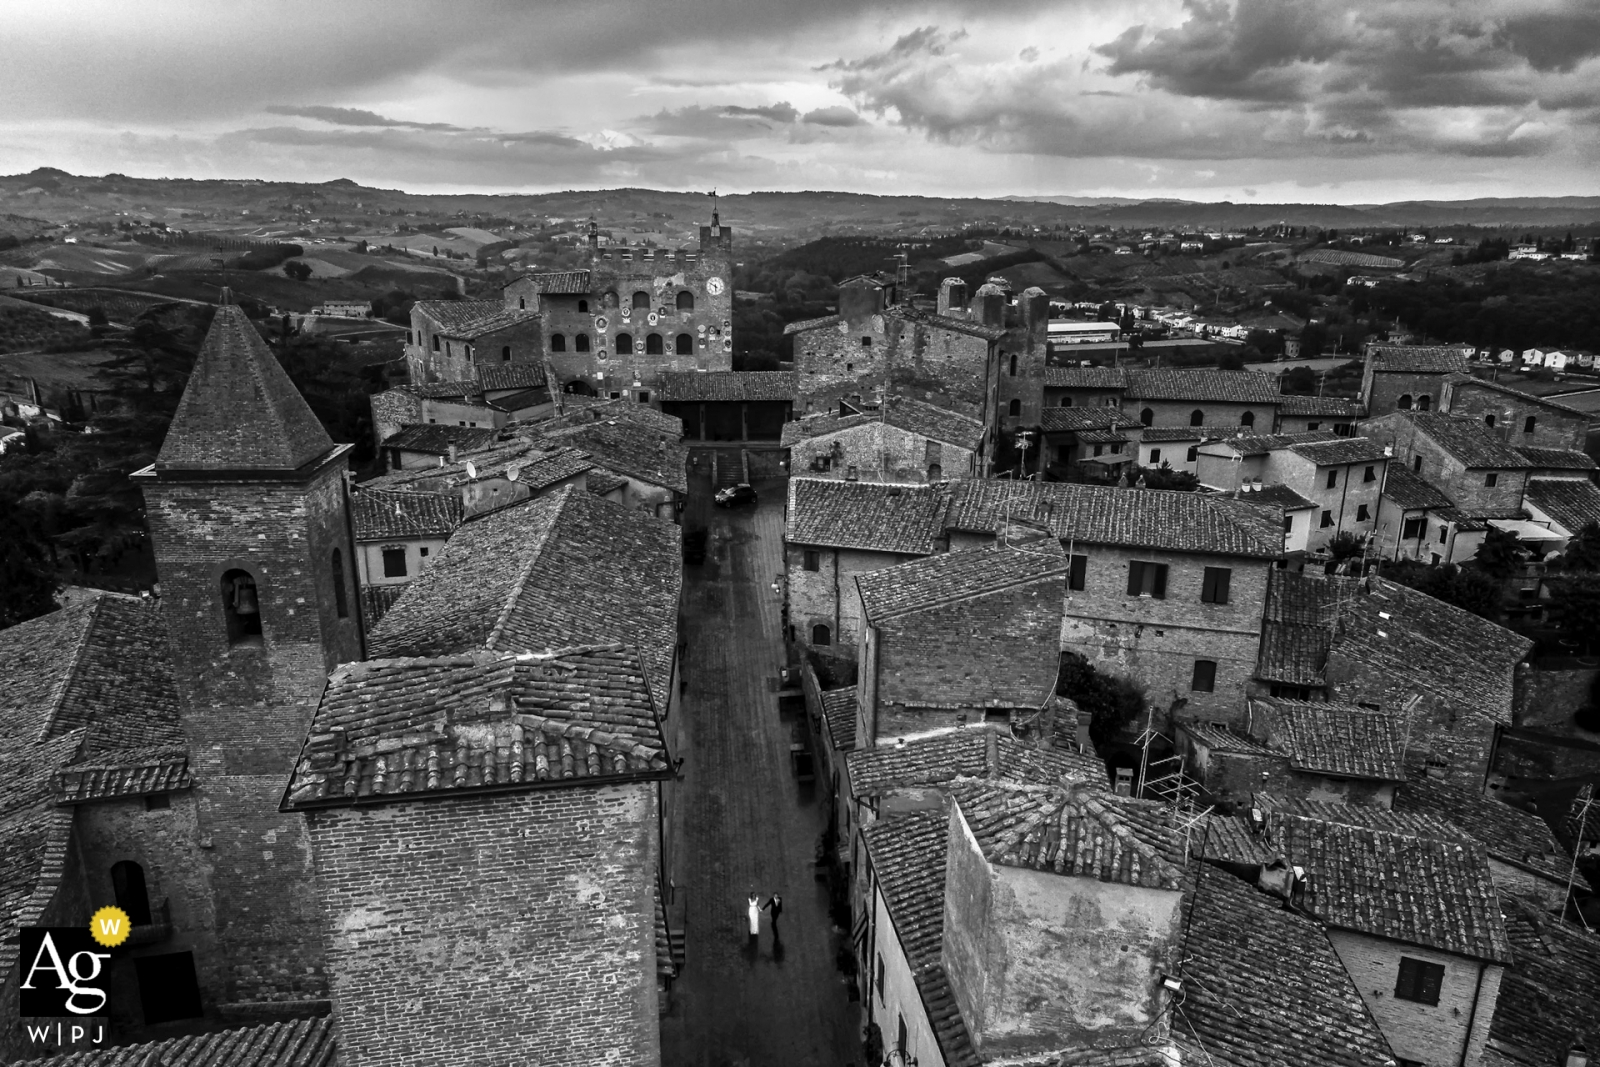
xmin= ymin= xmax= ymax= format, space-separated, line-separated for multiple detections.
xmin=1076 ymin=428 xmax=1129 ymax=445
xmin=1193 ymin=813 xmax=1278 ymax=866
xmin=1516 ymin=446 xmax=1598 ymax=470
xmin=1265 ymin=807 xmax=1512 ymax=962
xmin=783 ymin=313 xmax=844 ymax=336
xmin=1368 ymin=345 xmax=1472 ymax=374
xmin=846 ymin=727 xmax=1105 ymax=798
xmin=381 ymin=423 xmax=501 ymax=457
xmin=476 ymin=362 xmax=548 ymax=392
xmin=1402 ymin=412 xmax=1535 ymax=468
xmin=1207 ymin=430 xmax=1339 ymax=456
xmin=1237 ymin=483 xmax=1317 ymax=510
xmin=856 ymin=541 xmax=1068 ymax=621
xmin=1393 ymin=757 xmax=1575 ymax=886
xmin=915 ymin=965 xmax=981 ymax=1067
xmin=883 ymin=397 xmax=985 ymax=451
xmin=1137 ymin=426 xmax=1220 ymax=443
xmin=1288 ymin=438 xmax=1392 ymax=466
xmin=1329 ymin=576 xmax=1532 ymax=721
xmin=55 ymin=748 xmax=192 ymax=804
xmin=786 ymin=478 xmax=948 ymax=555
xmin=351 ymin=489 xmax=463 ymax=541
xmin=1266 ymin=700 xmax=1408 ymax=781
xmin=1275 ymin=395 xmax=1366 ymax=418
xmin=1 ymin=737 xmax=81 ymax=945
xmin=945 ymin=480 xmax=1283 ymax=558
xmin=1175 ymin=862 xmax=1395 ymax=1067
xmin=364 ymin=441 xmax=593 ymax=495
xmin=514 ymin=270 xmax=592 ymax=295
xmin=528 ymin=416 xmax=688 ymax=494
xmin=1445 ymin=371 xmax=1591 ymax=416
xmin=540 ymin=398 xmax=684 ymax=436
xmin=1039 ymin=407 xmax=1142 ymax=433
xmin=360 ymin=584 xmax=406 ymax=627
xmin=414 ymin=299 xmax=535 ymax=339
xmin=367 ymin=486 xmax=681 ymax=709
xmin=1043 ymin=366 xmax=1127 ymax=389
xmin=1380 ymin=465 xmax=1455 ymax=510
xmin=584 ymin=466 xmax=630 ymax=496
xmin=404 ymin=379 xmax=479 ymax=399
xmin=1255 ymin=569 xmax=1357 ymax=686
xmin=779 ymin=411 xmax=875 ymax=446
xmin=820 ymin=687 xmax=857 ymax=752
xmin=156 ymin=305 xmax=334 ymax=472
xmin=11 ymin=1015 xmax=338 ymax=1067
xmin=1525 ymin=478 xmax=1600 ymax=534
xmin=490 ymin=386 xmax=552 ymax=411
xmin=863 ymin=808 xmax=949 ymax=966
xmin=658 ymin=371 xmax=796 ymax=402
xmin=1178 ymin=722 xmax=1281 ymax=757
xmin=1488 ymin=898 xmax=1600 ymax=1066
xmin=283 ymin=646 xmax=671 ymax=810
xmin=1260 ymin=795 xmax=1469 ymax=840
xmin=1125 ymin=368 xmax=1280 ymax=404
xmin=951 ymin=780 xmax=1187 ymax=889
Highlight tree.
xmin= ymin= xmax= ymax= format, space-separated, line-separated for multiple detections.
xmin=1380 ymin=559 xmax=1500 ymax=619
xmin=0 ymin=505 xmax=60 ymax=628
xmin=1327 ymin=531 xmax=1365 ymax=561
xmin=1137 ymin=463 xmax=1199 ymax=492
xmin=1560 ymin=521 xmax=1600 ymax=572
xmin=283 ymin=260 xmax=312 ymax=281
xmin=1549 ymin=573 xmax=1600 ymax=653
xmin=1058 ymin=652 xmax=1147 ymax=750
xmin=1280 ymin=366 xmax=1316 ymax=395
xmin=1474 ymin=527 xmax=1525 ymax=579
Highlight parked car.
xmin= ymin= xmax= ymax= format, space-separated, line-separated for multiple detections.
xmin=714 ymin=483 xmax=757 ymax=508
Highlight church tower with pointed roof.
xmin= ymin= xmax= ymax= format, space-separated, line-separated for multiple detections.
xmin=133 ymin=299 xmax=361 ymax=1012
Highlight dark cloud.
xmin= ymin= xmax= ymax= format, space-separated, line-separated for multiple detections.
xmin=723 ymin=103 xmax=800 ymax=123
xmin=1497 ymin=9 xmax=1600 ymax=72
xmin=802 ymin=106 xmax=864 ymax=127
xmin=637 ymin=104 xmax=800 ymax=138
xmin=265 ymin=105 xmax=468 ymax=131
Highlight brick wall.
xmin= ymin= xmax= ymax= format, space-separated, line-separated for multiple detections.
xmin=1365 ymin=371 xmax=1452 ymax=416
xmin=1363 ymin=413 xmax=1529 ymax=515
xmin=795 ymin=316 xmax=997 ymax=426
xmin=788 ymin=424 xmax=976 ymax=483
xmin=370 ymin=390 xmax=422 ymax=449
xmin=1445 ymin=381 xmax=1587 ymax=451
xmin=1323 ymin=657 xmax=1502 ymax=786
xmin=1059 ymin=545 xmax=1270 ymax=725
xmin=306 ymin=784 xmax=660 ymax=1067
xmin=1326 ymin=930 xmax=1501 ymax=1067
xmin=407 ymin=316 xmax=545 ymax=385
xmin=141 ymin=462 xmax=360 ymax=1007
xmin=870 ymin=574 xmax=1063 ymax=732
xmin=1122 ymin=398 xmax=1276 ymax=432
xmin=788 ymin=544 xmax=926 ymax=657
xmin=72 ymin=793 xmax=226 ymax=1035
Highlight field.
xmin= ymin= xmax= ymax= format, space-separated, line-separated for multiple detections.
xmin=1299 ymin=248 xmax=1405 ymax=269
xmin=0 ymin=305 xmax=92 ymax=353
xmin=0 ymin=346 xmax=116 ymax=393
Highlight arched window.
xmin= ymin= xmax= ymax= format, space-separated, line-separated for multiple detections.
xmin=575 ymin=333 xmax=591 ymax=353
xmin=646 ymin=333 xmax=664 ymax=355
xmin=578 ymin=299 xmax=589 ymax=313
xmin=431 ymin=335 xmax=440 ymax=351
xmin=811 ymin=624 xmax=832 ymax=646
xmin=551 ymin=333 xmax=567 ymax=352
xmin=603 ymin=290 xmax=619 ymax=309
xmin=1008 ymin=398 xmax=1022 ymax=417
xmin=1190 ymin=409 xmax=1205 ymax=427
xmin=1009 ymin=354 xmax=1017 ymax=377
xmin=1061 ymin=397 xmax=1072 ymax=407
xmin=676 ymin=333 xmax=693 ymax=355
xmin=331 ymin=549 xmax=348 ymax=619
xmin=1524 ymin=415 xmax=1537 ymax=434
xmin=632 ymin=291 xmax=651 ymax=310
xmin=221 ymin=569 xmax=263 ymax=648
xmin=1398 ymin=394 xmax=1413 ymax=410
xmin=1140 ymin=408 xmax=1154 ymax=426
xmin=676 ymin=291 xmax=694 ymax=311
xmin=1241 ymin=411 xmax=1255 ymax=428
xmin=1485 ymin=414 xmax=1496 ymax=427
xmin=111 ymin=861 xmax=152 ymax=927
xmin=501 ymin=346 xmax=511 ymax=362
xmin=617 ymin=333 xmax=634 ymax=356
xmin=1417 ymin=394 xmax=1431 ymax=411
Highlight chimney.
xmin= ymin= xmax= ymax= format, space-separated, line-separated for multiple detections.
xmin=447 ymin=442 xmax=459 ymax=464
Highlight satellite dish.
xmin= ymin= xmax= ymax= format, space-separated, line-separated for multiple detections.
xmin=506 ymin=464 xmax=521 ymax=482
xmin=465 ymin=461 xmax=478 ymax=480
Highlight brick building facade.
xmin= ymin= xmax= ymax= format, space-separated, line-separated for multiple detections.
xmin=1439 ymin=373 xmax=1590 ymax=452
xmin=1359 ymin=344 xmax=1472 ymax=416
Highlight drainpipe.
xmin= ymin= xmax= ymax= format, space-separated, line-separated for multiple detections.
xmin=1458 ymin=962 xmax=1486 ymax=1067
xmin=833 ymin=548 xmax=841 ymax=650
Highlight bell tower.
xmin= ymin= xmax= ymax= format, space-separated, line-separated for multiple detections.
xmin=133 ymin=299 xmax=361 ymax=1013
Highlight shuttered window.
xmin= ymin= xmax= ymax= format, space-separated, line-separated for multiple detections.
xmin=1201 ymin=567 xmax=1231 ymax=605
xmin=1394 ymin=957 xmax=1444 ymax=1005
xmin=1127 ymin=560 xmax=1168 ymax=599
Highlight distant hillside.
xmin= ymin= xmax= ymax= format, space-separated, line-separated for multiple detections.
xmin=2 ymin=169 xmax=1600 ymax=242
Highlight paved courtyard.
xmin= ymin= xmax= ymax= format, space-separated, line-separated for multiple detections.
xmin=661 ymin=466 xmax=860 ymax=1067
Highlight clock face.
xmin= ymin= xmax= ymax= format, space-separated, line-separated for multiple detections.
xmin=706 ymin=276 xmax=725 ymax=296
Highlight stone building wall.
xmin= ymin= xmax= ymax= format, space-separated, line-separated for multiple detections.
xmin=1364 ymin=370 xmax=1450 ymax=417
xmin=1363 ymin=413 xmax=1529 ymax=514
xmin=788 ymin=544 xmax=927 ymax=657
xmin=788 ymin=423 xmax=976 ymax=483
xmin=405 ymin=315 xmax=544 ymax=385
xmin=305 ymin=784 xmax=660 ymax=1067
xmin=1123 ymin=397 xmax=1277 ymax=432
xmin=1326 ymin=931 xmax=1501 ymax=1067
xmin=1443 ymin=381 xmax=1587 ymax=451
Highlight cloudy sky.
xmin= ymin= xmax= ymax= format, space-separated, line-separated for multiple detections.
xmin=3 ymin=0 xmax=1598 ymax=202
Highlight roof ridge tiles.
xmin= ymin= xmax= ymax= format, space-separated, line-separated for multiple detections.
xmin=36 ymin=594 xmax=103 ymax=744
xmin=484 ymin=486 xmax=573 ymax=650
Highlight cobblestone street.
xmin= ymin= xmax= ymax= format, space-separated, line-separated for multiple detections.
xmin=661 ymin=465 xmax=860 ymax=1067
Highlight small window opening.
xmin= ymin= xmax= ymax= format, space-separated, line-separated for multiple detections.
xmin=382 ymin=546 xmax=408 ymax=578
xmin=221 ymin=569 xmax=263 ymax=647
xmin=576 ymin=333 xmax=591 ymax=352
xmin=111 ymin=860 xmax=153 ymax=927
xmin=812 ymin=624 xmax=832 ymax=646
xmin=551 ymin=334 xmax=567 ymax=352
xmin=331 ymin=548 xmax=349 ymax=619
